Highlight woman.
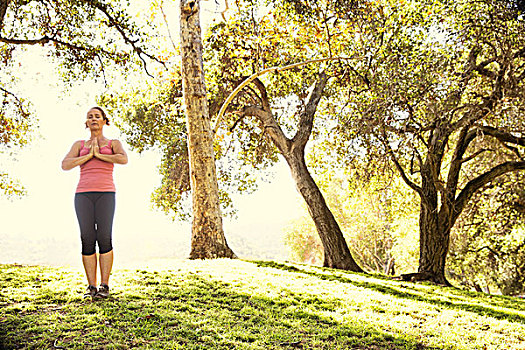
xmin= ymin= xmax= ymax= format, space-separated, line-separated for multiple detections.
xmin=62 ymin=107 xmax=128 ymax=299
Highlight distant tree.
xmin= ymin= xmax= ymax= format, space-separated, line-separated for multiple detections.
xmin=0 ymin=0 xmax=164 ymax=196
xmin=100 ymin=77 xmax=192 ymax=219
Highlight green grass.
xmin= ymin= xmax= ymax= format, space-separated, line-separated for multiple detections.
xmin=1 ymin=259 xmax=525 ymax=349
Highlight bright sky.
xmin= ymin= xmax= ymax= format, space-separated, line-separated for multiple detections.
xmin=0 ymin=2 xmax=304 ymax=268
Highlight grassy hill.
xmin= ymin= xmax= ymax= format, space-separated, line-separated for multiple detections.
xmin=1 ymin=259 xmax=525 ymax=349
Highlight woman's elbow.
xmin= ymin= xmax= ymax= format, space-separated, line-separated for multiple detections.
xmin=62 ymin=159 xmax=75 ymax=170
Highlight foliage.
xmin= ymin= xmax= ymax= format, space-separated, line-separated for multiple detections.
xmin=204 ymin=0 xmax=367 ymax=271
xmin=0 ymin=172 xmax=26 ymax=198
xmin=284 ymin=216 xmax=323 ymax=265
xmin=101 ymin=70 xmax=273 ymax=220
xmin=449 ymin=172 xmax=525 ymax=295
xmin=203 ymin=1 xmax=316 ymax=144
xmin=285 ymin=156 xmax=525 ymax=294
xmin=2 ymin=260 xmax=525 ymax=349
xmin=0 ymin=90 xmax=31 ymax=197
xmin=107 ymin=0 xmax=332 ymax=220
xmin=1 ymin=0 xmax=162 ymax=82
xmin=100 ymin=76 xmax=194 ymax=219
xmin=100 ymin=0 xmax=525 ymax=281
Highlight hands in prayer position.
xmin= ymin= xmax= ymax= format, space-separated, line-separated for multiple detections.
xmin=90 ymin=137 xmax=101 ymax=159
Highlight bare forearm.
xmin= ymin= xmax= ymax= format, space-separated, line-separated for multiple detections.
xmin=62 ymin=154 xmax=93 ymax=170
xmin=95 ymin=153 xmax=128 ymax=164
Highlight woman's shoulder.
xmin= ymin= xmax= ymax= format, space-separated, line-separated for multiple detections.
xmin=109 ymin=139 xmax=123 ymax=146
xmin=72 ymin=140 xmax=85 ymax=148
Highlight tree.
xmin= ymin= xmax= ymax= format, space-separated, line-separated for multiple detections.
xmin=265 ymin=0 xmax=525 ymax=284
xmin=179 ymin=0 xmax=236 ymax=259
xmin=240 ymin=72 xmax=361 ymax=271
xmin=100 ymin=72 xmax=266 ymax=222
xmin=204 ymin=1 xmax=362 ymax=271
xmin=320 ymin=0 xmax=525 ymax=284
xmin=0 ymin=0 xmax=164 ymax=196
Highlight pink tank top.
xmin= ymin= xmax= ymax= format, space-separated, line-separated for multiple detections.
xmin=76 ymin=140 xmax=116 ymax=193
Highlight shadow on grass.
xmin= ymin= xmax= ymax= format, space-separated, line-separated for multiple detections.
xmin=113 ymin=273 xmax=440 ymax=349
xmin=251 ymin=260 xmax=525 ymax=325
xmin=1 ymin=266 xmax=438 ymax=350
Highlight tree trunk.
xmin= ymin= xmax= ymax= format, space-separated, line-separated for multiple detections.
xmin=416 ymin=203 xmax=451 ymax=285
xmin=400 ymin=127 xmax=453 ymax=285
xmin=242 ymin=74 xmax=362 ymax=272
xmin=285 ymin=149 xmax=363 ymax=272
xmin=180 ymin=0 xmax=236 ymax=259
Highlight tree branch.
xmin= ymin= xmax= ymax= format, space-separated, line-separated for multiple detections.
xmin=513 ymin=46 xmax=525 ymax=59
xmin=460 ymin=149 xmax=489 ymax=164
xmin=160 ymin=1 xmax=178 ymax=52
xmin=221 ymin=0 xmax=229 ymax=21
xmin=453 ymin=161 xmax=525 ymax=223
xmin=440 ymin=126 xmax=483 ymax=230
xmin=0 ymin=34 xmax=115 ymax=58
xmin=468 ymin=245 xmax=501 ymax=258
xmin=473 ymin=62 xmax=498 ymax=79
xmin=213 ymin=56 xmax=361 ymax=134
xmin=249 ymin=78 xmax=271 ymax=112
xmin=449 ymin=107 xmax=489 ymax=133
xmin=383 ymin=124 xmax=434 ymax=135
xmin=229 ymin=112 xmax=245 ymax=132
xmin=0 ymin=85 xmax=30 ymax=117
xmin=445 ymin=127 xmax=477 ymax=199
xmin=241 ymin=105 xmax=290 ymax=155
xmin=291 ymin=71 xmax=328 ymax=150
xmin=464 ymin=45 xmax=501 ymax=80
xmin=382 ymin=137 xmax=423 ymax=197
xmin=84 ymin=0 xmax=167 ymax=75
xmin=478 ymin=125 xmax=525 ymax=147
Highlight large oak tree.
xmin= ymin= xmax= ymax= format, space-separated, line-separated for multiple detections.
xmin=319 ymin=0 xmax=525 ymax=284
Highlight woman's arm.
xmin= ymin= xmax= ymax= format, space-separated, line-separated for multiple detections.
xmin=94 ymin=139 xmax=128 ymax=165
xmin=61 ymin=141 xmax=93 ymax=170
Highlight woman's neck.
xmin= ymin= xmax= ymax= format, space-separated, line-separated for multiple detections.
xmin=89 ymin=130 xmax=104 ymax=140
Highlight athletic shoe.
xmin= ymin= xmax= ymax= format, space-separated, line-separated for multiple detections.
xmin=94 ymin=284 xmax=110 ymax=299
xmin=84 ymin=285 xmax=97 ymax=299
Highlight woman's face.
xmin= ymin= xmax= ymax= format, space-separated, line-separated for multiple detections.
xmin=86 ymin=108 xmax=105 ymax=130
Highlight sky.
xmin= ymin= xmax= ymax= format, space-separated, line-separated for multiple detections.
xmin=0 ymin=2 xmax=305 ymax=268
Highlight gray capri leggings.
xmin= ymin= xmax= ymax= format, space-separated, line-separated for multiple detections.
xmin=74 ymin=192 xmax=115 ymax=255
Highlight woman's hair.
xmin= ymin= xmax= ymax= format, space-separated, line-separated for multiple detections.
xmin=89 ymin=106 xmax=110 ymax=126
